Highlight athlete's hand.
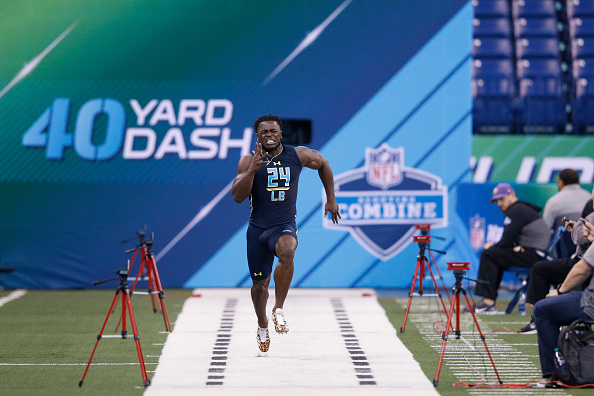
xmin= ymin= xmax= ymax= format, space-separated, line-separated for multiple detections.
xmin=249 ymin=142 xmax=269 ymax=173
xmin=324 ymin=198 xmax=341 ymax=224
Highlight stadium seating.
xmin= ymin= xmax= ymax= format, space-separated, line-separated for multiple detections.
xmin=471 ymin=0 xmax=594 ymax=134
xmin=515 ymin=17 xmax=560 ymax=38
xmin=573 ymin=57 xmax=594 ymax=77
xmin=473 ymin=18 xmax=513 ymax=38
xmin=517 ymin=59 xmax=566 ymax=133
xmin=473 ymin=0 xmax=510 ymax=18
xmin=512 ymin=0 xmax=557 ymax=19
xmin=573 ymin=77 xmax=594 ymax=133
xmin=516 ymin=37 xmax=562 ymax=59
xmin=567 ymin=0 xmax=594 ymax=19
xmin=569 ymin=17 xmax=594 ymax=38
xmin=473 ymin=37 xmax=514 ymax=58
xmin=571 ymin=37 xmax=594 ymax=58
xmin=472 ymin=58 xmax=515 ymax=133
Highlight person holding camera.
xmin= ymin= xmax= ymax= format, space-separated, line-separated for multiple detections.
xmin=518 ymin=191 xmax=594 ymax=334
xmin=533 ymin=218 xmax=594 ymax=382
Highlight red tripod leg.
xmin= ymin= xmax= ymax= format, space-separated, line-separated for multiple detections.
xmin=147 ymin=256 xmax=172 ymax=332
xmin=462 ymin=291 xmax=502 ymax=384
xmin=429 ymin=249 xmax=451 ymax=301
xmin=145 ymin=254 xmax=159 ymax=313
xmin=424 ymin=258 xmax=451 ymax=321
xmin=123 ymin=290 xmax=150 ymax=387
xmin=130 ymin=248 xmax=145 ymax=294
xmin=433 ymin=290 xmax=458 ymax=387
xmin=79 ymin=290 xmax=120 ymax=387
xmin=400 ymin=259 xmax=421 ymax=333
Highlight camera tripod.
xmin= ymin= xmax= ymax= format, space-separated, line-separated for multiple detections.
xmin=400 ymin=226 xmax=450 ymax=333
xmin=79 ymin=269 xmax=150 ymax=388
xmin=433 ymin=262 xmax=502 ymax=387
xmin=119 ymin=227 xmax=172 ymax=332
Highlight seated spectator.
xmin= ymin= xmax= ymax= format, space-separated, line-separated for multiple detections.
xmin=473 ymin=183 xmax=550 ymax=314
xmin=533 ymin=218 xmax=594 ymax=382
xmin=518 ymin=197 xmax=594 ymax=334
xmin=543 ymin=168 xmax=591 ymax=229
xmin=542 ymin=169 xmax=591 ymax=258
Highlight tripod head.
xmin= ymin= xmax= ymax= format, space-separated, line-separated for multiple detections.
xmin=413 ymin=234 xmax=446 ymax=257
xmin=120 ymin=224 xmax=148 ymax=246
xmin=447 ymin=262 xmax=470 ymax=286
xmin=92 ymin=268 xmax=130 ymax=288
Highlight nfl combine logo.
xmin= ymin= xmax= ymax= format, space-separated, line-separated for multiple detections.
xmin=323 ymin=143 xmax=448 ymax=260
xmin=470 ymin=214 xmax=486 ymax=251
xmin=366 ymin=144 xmax=403 ymax=189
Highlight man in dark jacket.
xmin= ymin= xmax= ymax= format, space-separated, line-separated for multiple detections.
xmin=473 ymin=183 xmax=550 ymax=314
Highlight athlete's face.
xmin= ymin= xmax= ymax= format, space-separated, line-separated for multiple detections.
xmin=257 ymin=121 xmax=282 ymax=152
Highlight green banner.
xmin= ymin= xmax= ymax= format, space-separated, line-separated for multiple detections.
xmin=472 ymin=136 xmax=594 ymax=184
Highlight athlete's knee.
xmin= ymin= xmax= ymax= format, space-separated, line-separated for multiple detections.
xmin=252 ymin=279 xmax=269 ymax=293
xmin=275 ymin=238 xmax=296 ymax=263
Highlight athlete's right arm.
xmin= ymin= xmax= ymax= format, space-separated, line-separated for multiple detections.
xmin=232 ymin=142 xmax=268 ymax=203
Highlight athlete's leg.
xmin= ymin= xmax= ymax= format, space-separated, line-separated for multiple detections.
xmin=272 ymin=234 xmax=297 ymax=311
xmin=247 ymin=224 xmax=274 ymax=329
xmin=251 ymin=276 xmax=271 ymax=328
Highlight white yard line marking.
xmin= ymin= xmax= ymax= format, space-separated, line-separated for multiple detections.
xmin=0 ymin=363 xmax=157 ymax=366
xmin=145 ymin=289 xmax=438 ymax=396
xmin=0 ymin=289 xmax=27 ymax=308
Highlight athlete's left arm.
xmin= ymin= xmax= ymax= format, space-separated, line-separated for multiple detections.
xmin=296 ymin=146 xmax=341 ymax=224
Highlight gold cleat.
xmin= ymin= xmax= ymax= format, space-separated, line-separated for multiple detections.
xmin=257 ymin=327 xmax=270 ymax=352
xmin=272 ymin=308 xmax=289 ymax=334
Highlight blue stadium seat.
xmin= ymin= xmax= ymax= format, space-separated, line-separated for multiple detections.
xmin=512 ymin=0 xmax=557 ymax=19
xmin=473 ymin=0 xmax=510 ymax=18
xmin=567 ymin=0 xmax=594 ymax=19
xmin=514 ymin=17 xmax=559 ymax=38
xmin=573 ymin=77 xmax=594 ymax=133
xmin=570 ymin=17 xmax=594 ymax=38
xmin=472 ymin=38 xmax=514 ymax=58
xmin=516 ymin=37 xmax=561 ymax=59
xmin=516 ymin=59 xmax=565 ymax=133
xmin=474 ymin=18 xmax=512 ymax=38
xmin=518 ymin=78 xmax=566 ymax=133
xmin=472 ymin=59 xmax=515 ymax=133
xmin=473 ymin=58 xmax=515 ymax=77
xmin=573 ymin=57 xmax=594 ymax=78
xmin=517 ymin=58 xmax=562 ymax=77
xmin=571 ymin=37 xmax=594 ymax=58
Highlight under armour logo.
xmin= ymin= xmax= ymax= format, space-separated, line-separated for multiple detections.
xmin=254 ymin=272 xmax=262 ymax=276
xmin=273 ymin=161 xmax=281 ymax=165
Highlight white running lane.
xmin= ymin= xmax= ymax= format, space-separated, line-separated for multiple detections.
xmin=145 ymin=288 xmax=437 ymax=395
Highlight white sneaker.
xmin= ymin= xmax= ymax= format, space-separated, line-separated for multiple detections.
xmin=256 ymin=327 xmax=270 ymax=352
xmin=272 ymin=308 xmax=289 ymax=334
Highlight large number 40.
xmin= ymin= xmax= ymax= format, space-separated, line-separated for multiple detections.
xmin=22 ymin=97 xmax=126 ymax=160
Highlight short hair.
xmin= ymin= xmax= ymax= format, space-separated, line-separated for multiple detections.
xmin=253 ymin=114 xmax=282 ymax=133
xmin=559 ymin=168 xmax=580 ymax=185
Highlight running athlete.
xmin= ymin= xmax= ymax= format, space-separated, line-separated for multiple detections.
xmin=232 ymin=114 xmax=340 ymax=352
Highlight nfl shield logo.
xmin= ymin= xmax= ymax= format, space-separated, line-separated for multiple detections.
xmin=365 ymin=143 xmax=403 ymax=189
xmin=470 ymin=214 xmax=486 ymax=251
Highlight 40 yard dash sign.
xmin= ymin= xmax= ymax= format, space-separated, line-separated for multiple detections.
xmin=323 ymin=143 xmax=448 ymax=260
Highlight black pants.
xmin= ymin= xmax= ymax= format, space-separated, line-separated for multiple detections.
xmin=474 ymin=246 xmax=542 ymax=301
xmin=526 ymin=257 xmax=577 ymax=305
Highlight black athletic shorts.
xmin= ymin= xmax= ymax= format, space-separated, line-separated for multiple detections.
xmin=246 ymin=223 xmax=298 ymax=281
